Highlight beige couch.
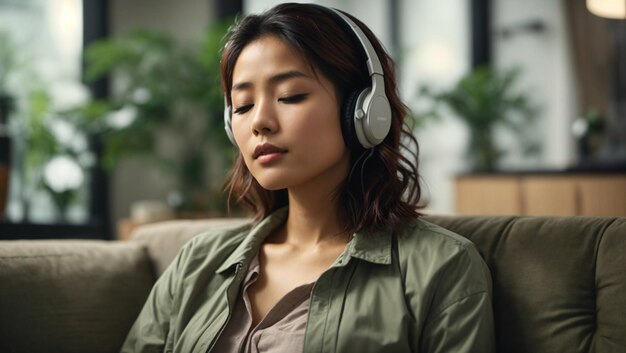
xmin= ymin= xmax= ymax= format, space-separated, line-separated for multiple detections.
xmin=0 ymin=215 xmax=624 ymax=353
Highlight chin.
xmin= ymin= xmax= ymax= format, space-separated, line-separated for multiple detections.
xmin=248 ymin=162 xmax=300 ymax=190
xmin=252 ymin=173 xmax=291 ymax=191
xmin=257 ymin=180 xmax=286 ymax=191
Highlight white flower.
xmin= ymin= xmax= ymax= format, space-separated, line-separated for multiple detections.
xmin=131 ymin=87 xmax=151 ymax=104
xmin=77 ymin=151 xmax=96 ymax=168
xmin=49 ymin=81 xmax=90 ymax=111
xmin=571 ymin=118 xmax=589 ymax=138
xmin=43 ymin=155 xmax=84 ymax=193
xmin=50 ymin=119 xmax=76 ymax=141
xmin=49 ymin=118 xmax=88 ymax=151
xmin=107 ymin=105 xmax=138 ymax=129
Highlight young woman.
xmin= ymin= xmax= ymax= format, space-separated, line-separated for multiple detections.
xmin=122 ymin=3 xmax=495 ymax=353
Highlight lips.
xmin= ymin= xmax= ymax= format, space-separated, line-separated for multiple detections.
xmin=252 ymin=143 xmax=288 ymax=160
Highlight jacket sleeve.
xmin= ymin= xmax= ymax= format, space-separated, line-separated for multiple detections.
xmin=418 ymin=244 xmax=496 ymax=353
xmin=119 ymin=240 xmax=194 ymax=353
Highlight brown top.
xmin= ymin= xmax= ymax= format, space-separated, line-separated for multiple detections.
xmin=212 ymin=254 xmax=314 ymax=353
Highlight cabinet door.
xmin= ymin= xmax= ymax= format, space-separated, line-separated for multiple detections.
xmin=578 ymin=176 xmax=626 ymax=216
xmin=455 ymin=176 xmax=522 ymax=215
xmin=522 ymin=177 xmax=578 ymax=216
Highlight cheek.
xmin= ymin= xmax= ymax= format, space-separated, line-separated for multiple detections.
xmin=293 ymin=105 xmax=343 ymax=145
xmin=232 ymin=118 xmax=253 ymax=150
xmin=230 ymin=119 xmax=255 ymax=166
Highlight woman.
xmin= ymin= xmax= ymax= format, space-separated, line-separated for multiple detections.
xmin=122 ymin=3 xmax=495 ymax=353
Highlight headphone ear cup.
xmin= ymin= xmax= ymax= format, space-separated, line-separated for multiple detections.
xmin=341 ymin=89 xmax=363 ymax=150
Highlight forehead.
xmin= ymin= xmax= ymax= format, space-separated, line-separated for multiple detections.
xmin=231 ymin=35 xmax=316 ymax=85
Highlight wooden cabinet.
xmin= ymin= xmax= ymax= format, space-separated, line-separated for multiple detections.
xmin=522 ymin=177 xmax=579 ymax=216
xmin=455 ymin=176 xmax=522 ymax=215
xmin=455 ymin=174 xmax=626 ymax=216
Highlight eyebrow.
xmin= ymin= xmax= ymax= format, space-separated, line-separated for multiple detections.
xmin=231 ymin=70 xmax=309 ymax=92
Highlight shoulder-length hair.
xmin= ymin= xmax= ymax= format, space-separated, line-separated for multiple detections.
xmin=221 ymin=3 xmax=422 ymax=235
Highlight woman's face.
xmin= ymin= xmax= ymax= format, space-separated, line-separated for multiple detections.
xmin=230 ymin=35 xmax=350 ymax=191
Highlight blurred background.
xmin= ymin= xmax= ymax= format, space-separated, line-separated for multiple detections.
xmin=0 ymin=0 xmax=625 ymax=240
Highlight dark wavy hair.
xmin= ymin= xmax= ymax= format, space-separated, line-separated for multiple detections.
xmin=221 ymin=3 xmax=422 ymax=235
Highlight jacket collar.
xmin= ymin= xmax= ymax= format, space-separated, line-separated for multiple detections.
xmin=216 ymin=207 xmax=288 ymax=273
xmin=216 ymin=207 xmax=393 ymax=273
xmin=342 ymin=228 xmax=392 ymax=265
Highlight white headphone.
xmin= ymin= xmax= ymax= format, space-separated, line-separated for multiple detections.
xmin=224 ymin=5 xmax=392 ymax=150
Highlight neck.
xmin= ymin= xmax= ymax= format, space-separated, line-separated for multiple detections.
xmin=283 ymin=189 xmax=345 ymax=246
xmin=280 ymin=155 xmax=351 ymax=247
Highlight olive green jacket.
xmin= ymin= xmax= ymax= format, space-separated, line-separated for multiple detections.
xmin=121 ymin=208 xmax=495 ymax=353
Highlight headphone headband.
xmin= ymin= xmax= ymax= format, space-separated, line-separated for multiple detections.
xmin=325 ymin=8 xmax=384 ymax=76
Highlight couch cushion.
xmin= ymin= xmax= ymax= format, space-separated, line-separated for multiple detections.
xmin=424 ymin=215 xmax=626 ymax=353
xmin=0 ymin=240 xmax=154 ymax=353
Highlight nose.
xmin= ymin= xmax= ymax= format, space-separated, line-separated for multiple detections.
xmin=251 ymin=99 xmax=278 ymax=137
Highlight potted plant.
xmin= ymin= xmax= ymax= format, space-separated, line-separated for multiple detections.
xmin=63 ymin=20 xmax=235 ymax=215
xmin=415 ymin=66 xmax=539 ymax=172
xmin=1 ymin=30 xmax=94 ymax=223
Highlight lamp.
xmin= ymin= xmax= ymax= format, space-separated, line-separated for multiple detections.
xmin=586 ymin=0 xmax=626 ymax=19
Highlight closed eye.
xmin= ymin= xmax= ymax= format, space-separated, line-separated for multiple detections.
xmin=233 ymin=104 xmax=253 ymax=115
xmin=278 ymin=93 xmax=308 ymax=104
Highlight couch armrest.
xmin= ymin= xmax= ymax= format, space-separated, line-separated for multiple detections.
xmin=0 ymin=240 xmax=154 ymax=353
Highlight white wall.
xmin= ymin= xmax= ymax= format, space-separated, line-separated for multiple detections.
xmin=399 ymin=0 xmax=471 ymax=214
xmin=492 ymin=0 xmax=577 ymax=169
xmin=111 ymin=0 xmax=213 ymax=44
